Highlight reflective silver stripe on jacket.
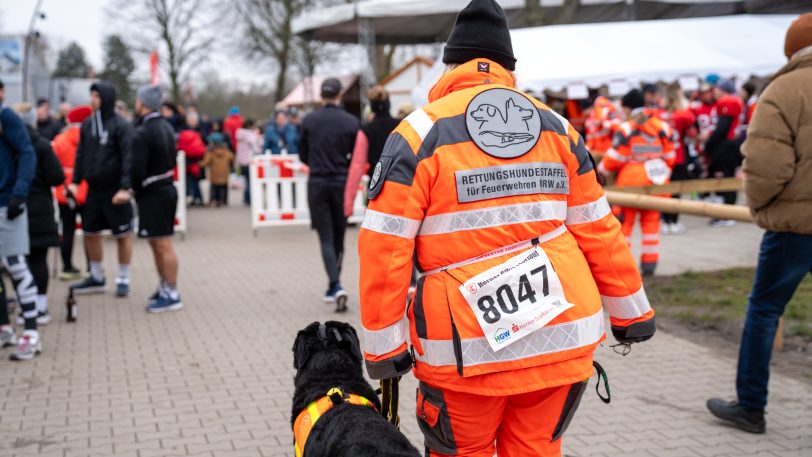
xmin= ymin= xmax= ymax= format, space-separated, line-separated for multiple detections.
xmin=419 ymin=200 xmax=567 ymax=236
xmin=361 ymin=209 xmax=421 ymax=239
xmin=142 ymin=169 xmax=175 ymax=188
xmin=418 ymin=224 xmax=568 ymax=278
xmin=405 ymin=109 xmax=434 ymax=142
xmin=604 ymin=148 xmax=627 ymax=162
xmin=362 ymin=318 xmax=409 ymax=356
xmin=415 ymin=309 xmax=605 ymax=367
xmin=566 ymin=196 xmax=611 ymax=225
xmin=601 ymin=287 xmax=652 ymax=319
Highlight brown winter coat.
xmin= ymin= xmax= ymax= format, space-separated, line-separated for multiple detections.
xmin=199 ymin=146 xmax=234 ymax=185
xmin=742 ymin=51 xmax=812 ymax=234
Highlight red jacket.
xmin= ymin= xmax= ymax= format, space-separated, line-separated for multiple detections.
xmin=711 ymin=95 xmax=744 ymax=141
xmin=662 ymin=109 xmax=697 ymax=165
xmin=52 ymin=126 xmax=88 ymax=205
xmin=223 ymin=114 xmax=244 ymax=151
xmin=177 ymin=130 xmax=207 ymax=178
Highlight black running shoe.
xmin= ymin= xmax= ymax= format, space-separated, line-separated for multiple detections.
xmin=707 ymin=398 xmax=765 ymax=434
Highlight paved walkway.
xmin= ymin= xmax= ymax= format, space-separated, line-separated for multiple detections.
xmin=0 ymin=202 xmax=809 ymax=457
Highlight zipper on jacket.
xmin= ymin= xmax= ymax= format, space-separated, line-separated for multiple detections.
xmin=443 ymin=274 xmax=464 ymax=377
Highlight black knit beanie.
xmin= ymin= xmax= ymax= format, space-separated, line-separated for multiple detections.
xmin=443 ymin=0 xmax=516 ymax=71
xmin=621 ymin=89 xmax=645 ymax=109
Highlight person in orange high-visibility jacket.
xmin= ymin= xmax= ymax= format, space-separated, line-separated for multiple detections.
xmin=52 ymin=106 xmax=92 ymax=278
xmin=598 ymin=89 xmax=676 ymax=277
xmin=585 ymin=95 xmax=620 ymax=157
xmin=358 ymin=2 xmax=655 ymax=456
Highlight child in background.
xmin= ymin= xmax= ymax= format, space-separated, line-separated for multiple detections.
xmin=235 ymin=119 xmax=262 ymax=205
xmin=200 ymin=131 xmax=234 ymax=207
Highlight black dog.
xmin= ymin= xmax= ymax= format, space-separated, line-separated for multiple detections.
xmin=292 ymin=321 xmax=420 ymax=457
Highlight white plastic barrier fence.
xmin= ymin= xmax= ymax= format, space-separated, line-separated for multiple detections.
xmin=173 ymin=151 xmax=187 ymax=237
xmin=249 ymin=154 xmax=367 ymax=234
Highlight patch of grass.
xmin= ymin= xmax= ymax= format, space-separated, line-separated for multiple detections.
xmin=646 ymin=267 xmax=812 ymax=340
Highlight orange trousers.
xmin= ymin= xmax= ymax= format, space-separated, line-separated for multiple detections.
xmin=417 ymin=381 xmax=587 ymax=457
xmin=619 ymin=207 xmax=661 ymax=268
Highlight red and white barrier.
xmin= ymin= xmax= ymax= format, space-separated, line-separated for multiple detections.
xmin=250 ymin=154 xmax=367 ymax=234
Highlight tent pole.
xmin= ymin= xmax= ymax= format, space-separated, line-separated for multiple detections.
xmin=357 ymin=16 xmax=377 ymax=115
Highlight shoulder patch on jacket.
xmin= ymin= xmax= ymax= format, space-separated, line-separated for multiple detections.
xmin=368 ymin=133 xmax=417 ymax=200
xmin=465 ymin=88 xmax=541 ymax=159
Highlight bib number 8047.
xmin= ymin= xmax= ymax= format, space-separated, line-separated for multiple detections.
xmin=477 ymin=265 xmax=549 ymax=324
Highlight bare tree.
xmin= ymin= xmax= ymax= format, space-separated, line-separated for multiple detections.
xmin=230 ymin=0 xmax=358 ymax=102
xmin=109 ymin=0 xmax=210 ymax=103
xmin=375 ymin=45 xmax=397 ymax=82
xmin=231 ymin=0 xmax=311 ymax=102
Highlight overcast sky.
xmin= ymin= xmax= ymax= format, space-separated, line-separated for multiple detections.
xmin=0 ymin=0 xmax=282 ymax=86
xmin=2 ymin=0 xmax=109 ymax=68
xmin=0 ymin=0 xmax=425 ymax=90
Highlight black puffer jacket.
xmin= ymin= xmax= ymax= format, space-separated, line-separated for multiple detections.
xmin=74 ymin=81 xmax=134 ymax=191
xmin=25 ymin=125 xmax=65 ymax=249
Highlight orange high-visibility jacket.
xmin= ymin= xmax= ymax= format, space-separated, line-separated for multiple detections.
xmin=585 ymin=96 xmax=620 ymax=156
xmin=358 ymin=59 xmax=654 ymax=396
xmin=599 ymin=112 xmax=676 ymax=189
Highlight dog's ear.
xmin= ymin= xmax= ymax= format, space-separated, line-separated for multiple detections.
xmin=335 ymin=322 xmax=363 ymax=361
xmin=293 ymin=322 xmax=320 ymax=370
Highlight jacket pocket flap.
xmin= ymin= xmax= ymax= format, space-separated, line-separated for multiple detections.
xmin=417 ymin=391 xmax=440 ymax=427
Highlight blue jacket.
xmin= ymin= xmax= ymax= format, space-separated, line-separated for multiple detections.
xmin=264 ymin=123 xmax=299 ymax=155
xmin=0 ymin=106 xmax=37 ymax=207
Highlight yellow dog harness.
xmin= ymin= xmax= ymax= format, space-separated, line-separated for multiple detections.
xmin=293 ymin=387 xmax=377 ymax=457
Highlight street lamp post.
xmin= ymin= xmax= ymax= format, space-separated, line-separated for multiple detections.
xmin=21 ymin=0 xmax=46 ymax=103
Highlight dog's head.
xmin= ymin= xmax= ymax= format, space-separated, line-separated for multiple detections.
xmin=292 ymin=321 xmax=363 ymax=375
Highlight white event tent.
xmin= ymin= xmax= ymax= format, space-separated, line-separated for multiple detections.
xmin=293 ymin=0 xmax=798 ymax=44
xmin=408 ymin=14 xmax=796 ymax=105
xmin=511 ymin=14 xmax=796 ymax=93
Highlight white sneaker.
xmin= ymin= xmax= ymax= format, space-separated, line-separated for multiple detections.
xmin=0 ymin=327 xmax=17 ymax=348
xmin=661 ymin=223 xmax=672 ymax=235
xmin=710 ymin=219 xmax=737 ymax=228
xmin=670 ymin=222 xmax=686 ymax=234
xmin=10 ymin=330 xmax=41 ymax=361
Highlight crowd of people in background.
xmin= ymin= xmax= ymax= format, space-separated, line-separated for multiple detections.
xmin=0 ymin=56 xmax=765 ymax=362
xmin=573 ymin=73 xmax=756 ymax=234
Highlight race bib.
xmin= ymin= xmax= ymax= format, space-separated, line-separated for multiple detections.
xmin=459 ymin=247 xmax=573 ymax=352
xmin=644 ymin=158 xmax=671 ymax=185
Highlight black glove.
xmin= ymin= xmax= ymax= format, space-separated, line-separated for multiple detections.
xmin=6 ymin=196 xmax=26 ymax=221
xmin=611 ymin=317 xmax=656 ymax=344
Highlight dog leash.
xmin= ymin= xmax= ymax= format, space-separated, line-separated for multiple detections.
xmin=380 ymin=377 xmax=401 ymax=428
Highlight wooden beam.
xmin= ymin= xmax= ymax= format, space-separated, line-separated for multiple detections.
xmin=605 ymin=178 xmax=743 ymax=195
xmin=773 ymin=318 xmax=784 ymax=352
xmin=605 ymin=191 xmax=753 ymax=222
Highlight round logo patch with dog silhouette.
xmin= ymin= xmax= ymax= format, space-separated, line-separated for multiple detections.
xmin=370 ymin=161 xmax=382 ymax=189
xmin=465 ymin=88 xmax=541 ymax=159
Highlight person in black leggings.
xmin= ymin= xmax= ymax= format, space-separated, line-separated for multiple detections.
xmin=25 ymin=248 xmax=49 ymax=322
xmin=21 ymin=120 xmax=65 ymax=323
xmin=58 ymin=203 xmax=89 ymax=277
